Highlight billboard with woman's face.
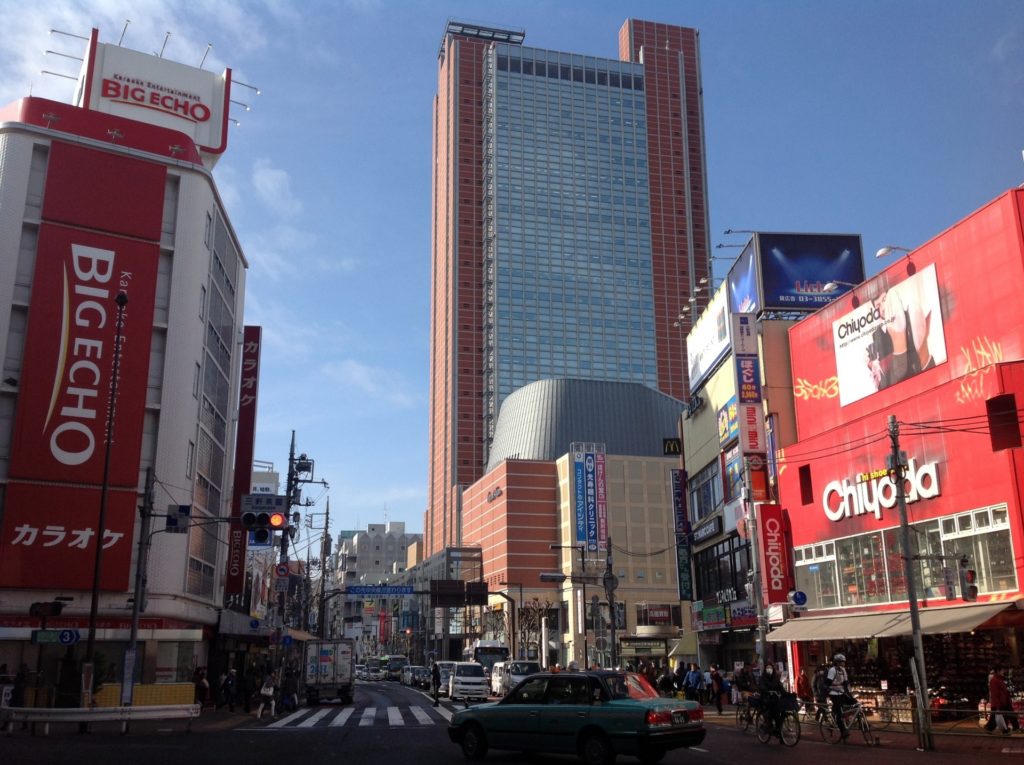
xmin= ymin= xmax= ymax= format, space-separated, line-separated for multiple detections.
xmin=831 ymin=264 xmax=947 ymax=406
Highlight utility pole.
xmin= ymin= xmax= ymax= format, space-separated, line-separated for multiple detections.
xmin=604 ymin=537 xmax=617 ymax=670
xmin=888 ymin=415 xmax=933 ymax=750
xmin=123 ymin=467 xmax=155 ymax=710
xmin=318 ymin=500 xmax=331 ymax=638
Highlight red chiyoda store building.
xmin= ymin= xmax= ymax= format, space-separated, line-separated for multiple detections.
xmin=771 ymin=189 xmax=1024 ymax=704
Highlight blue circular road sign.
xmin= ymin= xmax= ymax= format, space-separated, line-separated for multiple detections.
xmin=58 ymin=629 xmax=80 ymax=645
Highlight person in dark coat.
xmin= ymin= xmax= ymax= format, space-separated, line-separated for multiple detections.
xmin=11 ymin=664 xmax=28 ymax=707
xmin=281 ymin=669 xmax=299 ymax=711
xmin=987 ymin=665 xmax=1018 ymax=734
xmin=431 ymin=661 xmax=442 ymax=707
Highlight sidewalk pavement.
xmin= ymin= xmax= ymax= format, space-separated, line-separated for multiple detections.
xmin=1 ymin=705 xmax=255 ymax=738
xmin=704 ymin=703 xmax=1024 ymax=754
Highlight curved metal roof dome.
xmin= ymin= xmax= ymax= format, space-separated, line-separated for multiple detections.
xmin=486 ymin=378 xmax=685 ymax=471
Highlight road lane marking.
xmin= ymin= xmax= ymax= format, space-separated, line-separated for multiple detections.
xmin=268 ymin=709 xmax=312 ymax=728
xmin=387 ymin=706 xmax=404 ymax=726
xmin=329 ymin=708 xmax=355 ymax=727
xmin=299 ymin=708 xmax=332 ymax=727
xmin=359 ymin=707 xmax=376 ymax=726
xmin=410 ymin=707 xmax=433 ymax=725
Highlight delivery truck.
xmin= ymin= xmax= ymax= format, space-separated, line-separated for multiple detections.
xmin=303 ymin=638 xmax=355 ymax=704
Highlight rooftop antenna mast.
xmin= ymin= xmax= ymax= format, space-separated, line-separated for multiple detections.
xmin=158 ymin=31 xmax=171 ymax=58
xmin=199 ymin=43 xmax=212 ymax=69
xmin=118 ymin=19 xmax=130 ymax=46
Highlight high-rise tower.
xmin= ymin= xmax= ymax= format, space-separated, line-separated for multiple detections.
xmin=427 ymin=19 xmax=710 ymax=556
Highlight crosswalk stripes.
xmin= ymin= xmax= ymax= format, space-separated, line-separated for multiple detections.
xmin=409 ymin=706 xmax=433 ymax=725
xmin=267 ymin=709 xmax=310 ymax=728
xmin=329 ymin=707 xmax=354 ymax=727
xmin=249 ymin=704 xmax=447 ymax=730
xmin=298 ymin=709 xmax=333 ymax=727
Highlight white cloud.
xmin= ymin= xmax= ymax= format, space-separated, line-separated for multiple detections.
xmin=252 ymin=158 xmax=302 ymax=217
xmin=320 ymin=358 xmax=418 ymax=409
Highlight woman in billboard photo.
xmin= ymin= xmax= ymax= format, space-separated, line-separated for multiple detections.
xmin=867 ymin=273 xmax=938 ymax=391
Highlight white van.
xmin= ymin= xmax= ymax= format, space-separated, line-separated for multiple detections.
xmin=448 ymin=661 xmax=489 ymax=702
xmin=491 ymin=660 xmax=541 ymax=696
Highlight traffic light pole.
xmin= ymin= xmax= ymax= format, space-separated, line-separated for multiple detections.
xmin=889 ymin=415 xmax=933 ymax=750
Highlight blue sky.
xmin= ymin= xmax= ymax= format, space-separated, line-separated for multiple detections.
xmin=2 ymin=1 xmax=1022 ymax=550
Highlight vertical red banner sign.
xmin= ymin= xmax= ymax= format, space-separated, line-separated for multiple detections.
xmin=757 ymin=503 xmax=792 ymax=605
xmin=225 ymin=326 xmax=262 ymax=595
xmin=1 ymin=227 xmax=159 ymax=588
xmin=0 ymin=141 xmax=163 ymax=590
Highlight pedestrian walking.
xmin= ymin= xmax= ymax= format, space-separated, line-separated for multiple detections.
xmin=986 ymin=665 xmax=1018 ymax=734
xmin=657 ymin=665 xmax=675 ymax=697
xmin=683 ymin=663 xmax=704 ymax=702
xmin=255 ymin=670 xmax=278 ymax=720
xmin=709 ymin=664 xmax=727 ymax=715
xmin=194 ymin=669 xmax=210 ymax=707
xmin=218 ymin=668 xmax=238 ymax=711
xmin=431 ymin=661 xmax=442 ymax=706
xmin=282 ymin=669 xmax=299 ymax=712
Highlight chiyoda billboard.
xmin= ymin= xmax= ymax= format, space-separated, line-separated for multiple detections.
xmin=832 ymin=263 xmax=948 ymax=406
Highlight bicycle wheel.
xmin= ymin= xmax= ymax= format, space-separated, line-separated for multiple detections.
xmin=780 ymin=711 xmax=801 ymax=747
xmin=858 ymin=714 xmax=874 ymax=745
xmin=736 ymin=703 xmax=752 ymax=733
xmin=754 ymin=711 xmax=772 ymax=744
xmin=819 ymin=714 xmax=841 ymax=744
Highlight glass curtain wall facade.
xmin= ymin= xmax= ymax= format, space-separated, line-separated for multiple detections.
xmin=482 ymin=45 xmax=656 ymax=437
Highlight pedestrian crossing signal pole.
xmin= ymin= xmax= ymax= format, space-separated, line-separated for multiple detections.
xmin=888 ymin=414 xmax=933 ymax=750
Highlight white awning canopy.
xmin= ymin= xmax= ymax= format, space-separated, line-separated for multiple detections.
xmin=767 ymin=602 xmax=1013 ymax=642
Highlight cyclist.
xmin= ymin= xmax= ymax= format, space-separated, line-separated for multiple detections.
xmin=758 ymin=663 xmax=786 ymax=732
xmin=827 ymin=653 xmax=855 ymax=740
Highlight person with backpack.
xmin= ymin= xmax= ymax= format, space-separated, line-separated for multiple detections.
xmin=827 ymin=654 xmax=855 ymax=739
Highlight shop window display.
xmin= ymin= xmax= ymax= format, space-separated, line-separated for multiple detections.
xmin=794 ymin=504 xmax=1017 ymax=609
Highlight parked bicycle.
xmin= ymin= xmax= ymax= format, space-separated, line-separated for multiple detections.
xmin=820 ymin=698 xmax=878 ymax=745
xmin=755 ymin=691 xmax=801 ymax=746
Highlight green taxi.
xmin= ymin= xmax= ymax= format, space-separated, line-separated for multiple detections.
xmin=448 ymin=670 xmax=705 ymax=765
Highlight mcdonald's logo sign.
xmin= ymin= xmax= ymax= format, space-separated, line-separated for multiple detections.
xmin=663 ymin=438 xmax=681 ymax=455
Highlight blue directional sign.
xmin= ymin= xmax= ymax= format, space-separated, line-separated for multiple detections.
xmin=282 ymin=635 xmax=293 ymax=647
xmin=345 ymin=585 xmax=413 ymax=596
xmin=58 ymin=629 xmax=80 ymax=645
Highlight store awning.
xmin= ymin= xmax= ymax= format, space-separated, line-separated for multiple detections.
xmin=767 ymin=601 xmax=1014 ymax=642
xmin=284 ymin=628 xmax=319 ymax=642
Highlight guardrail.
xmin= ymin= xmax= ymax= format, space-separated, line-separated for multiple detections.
xmin=1 ymin=703 xmax=201 ymax=735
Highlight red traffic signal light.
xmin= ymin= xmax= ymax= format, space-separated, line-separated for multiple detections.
xmin=268 ymin=512 xmax=287 ymax=529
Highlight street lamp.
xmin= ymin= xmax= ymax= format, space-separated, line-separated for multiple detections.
xmin=84 ymin=291 xmax=128 ymax=699
xmin=822 ymin=279 xmax=862 ymax=308
xmin=550 ymin=543 xmax=587 ymax=666
xmin=498 ymin=581 xmax=523 ymax=659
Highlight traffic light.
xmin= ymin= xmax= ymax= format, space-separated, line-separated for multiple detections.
xmin=242 ymin=510 xmax=287 ymax=544
xmin=959 ymin=555 xmax=978 ymax=602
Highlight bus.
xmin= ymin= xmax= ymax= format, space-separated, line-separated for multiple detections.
xmin=463 ymin=639 xmax=509 ymax=678
xmin=381 ymin=654 xmax=409 ymax=681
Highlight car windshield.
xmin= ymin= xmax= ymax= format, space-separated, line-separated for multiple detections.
xmin=457 ymin=664 xmax=486 ymax=677
xmin=509 ymin=662 xmax=540 ymax=675
xmin=606 ymin=672 xmax=659 ymax=700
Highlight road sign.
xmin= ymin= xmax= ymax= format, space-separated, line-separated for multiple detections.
xmin=58 ymin=629 xmax=81 ymax=645
xmin=275 ymin=563 xmax=289 ymax=578
xmin=274 ymin=577 xmax=288 ymax=593
xmin=282 ymin=635 xmax=293 ymax=647
xmin=346 ymin=585 xmax=413 ymax=596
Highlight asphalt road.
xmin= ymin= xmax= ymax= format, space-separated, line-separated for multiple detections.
xmin=1 ymin=682 xmax=1019 ymax=765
